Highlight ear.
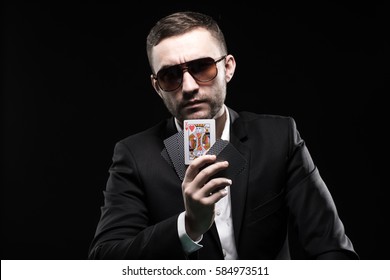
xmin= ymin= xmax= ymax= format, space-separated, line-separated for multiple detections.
xmin=224 ymin=55 xmax=236 ymax=83
xmin=150 ymin=74 xmax=164 ymax=98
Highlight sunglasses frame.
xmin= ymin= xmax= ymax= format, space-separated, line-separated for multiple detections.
xmin=153 ymin=55 xmax=227 ymax=92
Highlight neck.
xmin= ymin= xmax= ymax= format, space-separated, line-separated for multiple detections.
xmin=215 ymin=107 xmax=227 ymax=139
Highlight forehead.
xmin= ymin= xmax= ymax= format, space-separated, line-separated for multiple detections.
xmin=151 ymin=28 xmax=222 ymax=71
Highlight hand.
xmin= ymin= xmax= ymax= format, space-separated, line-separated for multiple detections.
xmin=182 ymin=154 xmax=232 ymax=241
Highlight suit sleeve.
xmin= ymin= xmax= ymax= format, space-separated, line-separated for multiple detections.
xmin=88 ymin=141 xmax=187 ymax=259
xmin=285 ymin=118 xmax=359 ymax=259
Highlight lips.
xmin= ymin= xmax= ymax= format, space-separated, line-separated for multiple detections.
xmin=183 ymin=100 xmax=204 ymax=108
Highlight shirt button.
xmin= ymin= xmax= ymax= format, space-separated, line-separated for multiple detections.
xmin=216 ymin=210 xmax=221 ymax=216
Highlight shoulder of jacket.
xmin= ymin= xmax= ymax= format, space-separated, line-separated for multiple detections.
xmin=238 ymin=111 xmax=293 ymax=123
xmin=117 ymin=119 xmax=169 ymax=145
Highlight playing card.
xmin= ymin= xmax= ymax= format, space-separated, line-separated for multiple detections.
xmin=162 ymin=130 xmax=186 ymax=180
xmin=206 ymin=139 xmax=247 ymax=180
xmin=184 ymin=119 xmax=216 ymax=164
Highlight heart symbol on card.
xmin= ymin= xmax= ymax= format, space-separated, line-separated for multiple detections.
xmin=189 ymin=124 xmax=195 ymax=132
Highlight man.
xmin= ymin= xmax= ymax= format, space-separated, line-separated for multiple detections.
xmin=88 ymin=11 xmax=358 ymax=260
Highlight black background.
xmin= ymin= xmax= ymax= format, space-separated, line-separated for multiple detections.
xmin=1 ymin=1 xmax=387 ymax=259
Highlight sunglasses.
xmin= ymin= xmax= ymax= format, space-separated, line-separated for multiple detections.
xmin=153 ymin=55 xmax=227 ymax=92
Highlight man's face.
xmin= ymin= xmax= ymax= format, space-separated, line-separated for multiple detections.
xmin=150 ymin=28 xmax=232 ymax=125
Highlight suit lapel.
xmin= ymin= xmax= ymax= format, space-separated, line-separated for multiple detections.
xmin=229 ymin=108 xmax=251 ymax=247
xmin=229 ymin=135 xmax=250 ymax=247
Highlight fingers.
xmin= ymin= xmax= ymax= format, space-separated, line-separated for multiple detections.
xmin=200 ymin=178 xmax=232 ymax=202
xmin=183 ymin=154 xmax=218 ymax=183
xmin=184 ymin=155 xmax=229 ymax=185
xmin=182 ymin=154 xmax=232 ymax=204
xmin=206 ymin=179 xmax=232 ymax=197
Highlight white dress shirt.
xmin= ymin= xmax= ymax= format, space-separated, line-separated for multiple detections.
xmin=176 ymin=105 xmax=238 ymax=259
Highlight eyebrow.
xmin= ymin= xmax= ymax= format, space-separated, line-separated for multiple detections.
xmin=157 ymin=56 xmax=210 ymax=72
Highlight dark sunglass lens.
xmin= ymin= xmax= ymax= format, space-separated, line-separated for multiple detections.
xmin=157 ymin=66 xmax=182 ymax=91
xmin=188 ymin=58 xmax=216 ymax=81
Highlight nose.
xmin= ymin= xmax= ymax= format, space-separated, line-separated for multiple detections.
xmin=181 ymin=69 xmax=200 ymax=93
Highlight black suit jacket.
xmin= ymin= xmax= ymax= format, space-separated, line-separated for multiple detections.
xmin=88 ymin=107 xmax=358 ymax=259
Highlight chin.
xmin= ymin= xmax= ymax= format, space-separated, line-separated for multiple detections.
xmin=186 ymin=111 xmax=212 ymax=120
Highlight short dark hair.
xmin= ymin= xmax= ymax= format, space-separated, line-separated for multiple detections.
xmin=146 ymin=11 xmax=227 ymax=68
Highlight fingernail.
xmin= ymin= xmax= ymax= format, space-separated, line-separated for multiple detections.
xmin=220 ymin=188 xmax=228 ymax=195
